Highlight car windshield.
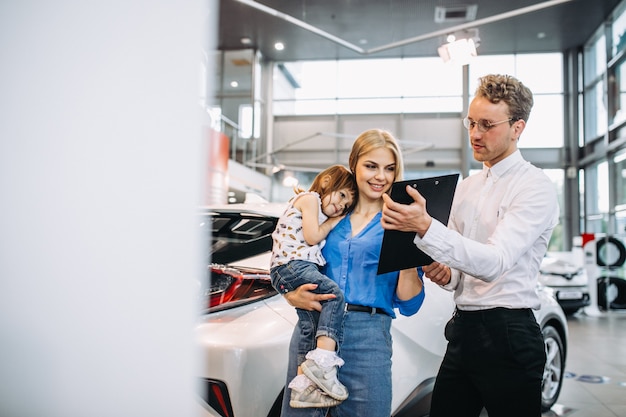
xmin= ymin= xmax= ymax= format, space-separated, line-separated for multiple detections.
xmin=202 ymin=210 xmax=278 ymax=264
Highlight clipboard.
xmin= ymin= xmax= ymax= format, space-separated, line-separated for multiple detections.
xmin=377 ymin=173 xmax=459 ymax=275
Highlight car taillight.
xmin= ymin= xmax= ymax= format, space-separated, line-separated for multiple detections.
xmin=198 ymin=378 xmax=234 ymax=417
xmin=205 ymin=264 xmax=277 ymax=312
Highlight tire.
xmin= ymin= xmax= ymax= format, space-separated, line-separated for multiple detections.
xmin=596 ymin=237 xmax=626 ymax=267
xmin=597 ymin=276 xmax=626 ymax=310
xmin=541 ymin=325 xmax=565 ymax=412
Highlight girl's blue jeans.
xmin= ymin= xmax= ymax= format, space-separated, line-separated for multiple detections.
xmin=271 ymin=260 xmax=345 ymax=364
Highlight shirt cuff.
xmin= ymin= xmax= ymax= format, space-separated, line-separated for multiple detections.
xmin=412 ymin=220 xmax=458 ymax=291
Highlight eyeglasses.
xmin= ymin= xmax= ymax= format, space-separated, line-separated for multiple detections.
xmin=463 ymin=117 xmax=512 ymax=132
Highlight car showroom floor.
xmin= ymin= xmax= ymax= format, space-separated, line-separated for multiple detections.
xmin=543 ymin=311 xmax=626 ymax=417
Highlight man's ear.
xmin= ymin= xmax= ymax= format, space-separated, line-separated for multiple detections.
xmin=513 ymin=119 xmax=526 ymax=140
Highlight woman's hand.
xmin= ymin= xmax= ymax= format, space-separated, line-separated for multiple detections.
xmin=283 ymin=283 xmax=337 ymax=312
xmin=422 ymin=261 xmax=451 ymax=286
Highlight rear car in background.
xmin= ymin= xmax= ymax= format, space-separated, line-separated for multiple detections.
xmin=538 ymin=251 xmax=590 ymax=315
xmin=197 ymin=204 xmax=569 ymax=417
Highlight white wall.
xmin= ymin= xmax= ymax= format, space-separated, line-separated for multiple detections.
xmin=0 ymin=1 xmax=212 ymax=416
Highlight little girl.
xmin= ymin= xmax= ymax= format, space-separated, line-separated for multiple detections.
xmin=270 ymin=164 xmax=357 ymax=408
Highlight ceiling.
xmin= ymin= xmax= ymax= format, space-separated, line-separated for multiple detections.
xmin=218 ymin=0 xmax=622 ymax=62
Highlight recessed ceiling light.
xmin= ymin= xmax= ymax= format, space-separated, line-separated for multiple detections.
xmin=230 ymin=81 xmax=239 ymax=88
xmin=274 ymin=42 xmax=285 ymax=51
xmin=537 ymin=32 xmax=546 ymax=39
xmin=240 ymin=37 xmax=252 ymax=45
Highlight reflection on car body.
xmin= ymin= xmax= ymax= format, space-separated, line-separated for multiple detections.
xmin=197 ymin=204 xmax=569 ymax=417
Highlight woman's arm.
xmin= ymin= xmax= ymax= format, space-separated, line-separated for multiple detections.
xmin=282 ymin=283 xmax=337 ymax=312
xmin=395 ymin=267 xmax=423 ymax=301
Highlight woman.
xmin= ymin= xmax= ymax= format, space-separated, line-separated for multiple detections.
xmin=281 ymin=128 xmax=426 ymax=417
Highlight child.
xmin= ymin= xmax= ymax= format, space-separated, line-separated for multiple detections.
xmin=270 ymin=165 xmax=357 ymax=408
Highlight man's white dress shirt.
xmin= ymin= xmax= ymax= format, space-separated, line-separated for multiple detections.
xmin=414 ymin=150 xmax=559 ymax=310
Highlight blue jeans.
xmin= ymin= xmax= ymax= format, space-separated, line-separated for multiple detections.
xmin=280 ymin=308 xmax=393 ymax=417
xmin=271 ymin=260 xmax=345 ymax=364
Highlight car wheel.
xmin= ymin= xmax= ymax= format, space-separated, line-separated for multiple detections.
xmin=541 ymin=325 xmax=564 ymax=412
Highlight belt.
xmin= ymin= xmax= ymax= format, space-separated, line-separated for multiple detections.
xmin=454 ymin=307 xmax=533 ymax=321
xmin=346 ymin=304 xmax=389 ymax=316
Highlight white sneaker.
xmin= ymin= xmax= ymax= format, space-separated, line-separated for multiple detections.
xmin=301 ymin=359 xmax=349 ymax=401
xmin=289 ymin=385 xmax=342 ymax=408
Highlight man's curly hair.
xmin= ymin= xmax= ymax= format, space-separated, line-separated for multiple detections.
xmin=475 ymin=74 xmax=534 ymax=123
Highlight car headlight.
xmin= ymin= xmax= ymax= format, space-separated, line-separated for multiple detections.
xmin=204 ymin=264 xmax=277 ymax=313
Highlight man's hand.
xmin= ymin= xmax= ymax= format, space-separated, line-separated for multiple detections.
xmin=422 ymin=261 xmax=451 ymax=286
xmin=282 ymin=283 xmax=336 ymax=312
xmin=381 ymin=185 xmax=432 ymax=237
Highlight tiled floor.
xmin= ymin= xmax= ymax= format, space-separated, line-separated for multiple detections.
xmin=543 ymin=310 xmax=626 ymax=417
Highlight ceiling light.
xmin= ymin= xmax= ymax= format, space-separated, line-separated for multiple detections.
xmin=230 ymin=81 xmax=239 ymax=88
xmin=240 ymin=37 xmax=252 ymax=45
xmin=274 ymin=42 xmax=284 ymax=51
xmin=282 ymin=173 xmax=298 ymax=187
xmin=438 ymin=29 xmax=479 ymax=66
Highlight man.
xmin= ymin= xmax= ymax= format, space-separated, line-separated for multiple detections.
xmin=381 ymin=74 xmax=559 ymax=417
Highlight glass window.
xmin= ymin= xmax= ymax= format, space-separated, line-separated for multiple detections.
xmin=468 ymin=55 xmax=516 ymax=91
xmin=614 ymin=150 xmax=626 ymax=234
xmin=583 ymin=79 xmax=608 ymax=141
xmin=608 ymin=59 xmax=626 ymax=126
xmin=614 ymin=151 xmax=626 ymax=209
xmin=516 ymin=54 xmax=563 ymax=93
xmin=584 ymin=161 xmax=609 ymax=233
xmin=293 ymin=61 xmax=339 ymax=99
xmin=584 ymin=31 xmax=607 ymax=82
xmin=274 ymin=57 xmax=464 ymax=115
xmin=469 ymin=54 xmax=563 ymax=94
xmin=544 ymin=169 xmax=565 ymax=251
xmin=520 ymin=94 xmax=564 ymax=148
xmin=336 ymin=59 xmax=404 ymax=98
xmin=400 ymin=57 xmax=463 ymax=97
xmin=612 ymin=0 xmax=626 ymax=58
xmin=469 ymin=54 xmax=564 ymax=148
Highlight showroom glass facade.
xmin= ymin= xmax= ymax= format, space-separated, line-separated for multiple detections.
xmin=271 ymin=53 xmax=566 ymax=250
xmin=211 ymin=0 xmax=626 ymax=250
xmin=582 ymin=0 xmax=626 ymax=237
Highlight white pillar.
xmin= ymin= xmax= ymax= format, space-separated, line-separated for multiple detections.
xmin=0 ymin=1 xmax=212 ymax=416
xmin=583 ymin=239 xmax=605 ymax=317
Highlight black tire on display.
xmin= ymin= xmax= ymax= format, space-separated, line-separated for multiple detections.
xmin=596 ymin=237 xmax=626 ymax=267
xmin=597 ymin=276 xmax=626 ymax=310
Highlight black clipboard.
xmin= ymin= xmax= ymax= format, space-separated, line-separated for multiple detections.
xmin=377 ymin=173 xmax=459 ymax=275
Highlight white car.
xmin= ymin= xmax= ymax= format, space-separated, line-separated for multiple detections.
xmin=197 ymin=204 xmax=568 ymax=417
xmin=537 ymin=251 xmax=590 ymax=315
